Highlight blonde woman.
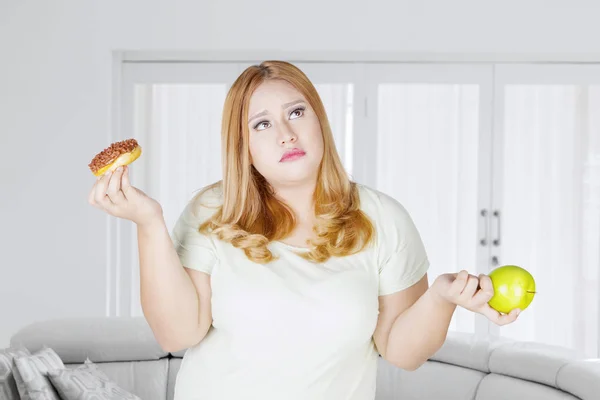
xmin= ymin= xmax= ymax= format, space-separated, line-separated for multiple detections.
xmin=88 ymin=61 xmax=519 ymax=400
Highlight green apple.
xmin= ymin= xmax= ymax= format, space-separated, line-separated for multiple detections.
xmin=488 ymin=265 xmax=536 ymax=314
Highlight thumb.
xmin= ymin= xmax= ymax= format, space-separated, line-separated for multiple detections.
xmin=121 ymin=165 xmax=133 ymax=197
xmin=122 ymin=165 xmax=132 ymax=187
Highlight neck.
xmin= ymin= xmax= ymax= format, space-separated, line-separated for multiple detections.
xmin=272 ymin=180 xmax=316 ymax=221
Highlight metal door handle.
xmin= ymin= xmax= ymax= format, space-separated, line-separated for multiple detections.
xmin=493 ymin=210 xmax=501 ymax=246
xmin=480 ymin=209 xmax=488 ymax=246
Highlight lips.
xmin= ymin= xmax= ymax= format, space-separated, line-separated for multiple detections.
xmin=280 ymin=148 xmax=306 ymax=162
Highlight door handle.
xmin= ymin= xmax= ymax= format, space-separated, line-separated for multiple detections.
xmin=480 ymin=209 xmax=488 ymax=246
xmin=493 ymin=210 xmax=501 ymax=246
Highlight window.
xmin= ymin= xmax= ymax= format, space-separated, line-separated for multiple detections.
xmin=114 ymin=60 xmax=600 ymax=358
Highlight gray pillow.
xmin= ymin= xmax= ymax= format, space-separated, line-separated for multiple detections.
xmin=48 ymin=358 xmax=141 ymax=400
xmin=13 ymin=346 xmax=64 ymax=400
xmin=0 ymin=346 xmax=31 ymax=400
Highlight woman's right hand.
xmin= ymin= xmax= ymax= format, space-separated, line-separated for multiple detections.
xmin=88 ymin=165 xmax=163 ymax=228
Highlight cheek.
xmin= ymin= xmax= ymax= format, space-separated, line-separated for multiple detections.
xmin=249 ymin=134 xmax=274 ymax=167
xmin=304 ymin=119 xmax=324 ymax=151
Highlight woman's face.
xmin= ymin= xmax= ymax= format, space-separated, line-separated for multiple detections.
xmin=247 ymin=80 xmax=324 ymax=188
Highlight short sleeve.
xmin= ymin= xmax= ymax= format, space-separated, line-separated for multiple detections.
xmin=376 ymin=193 xmax=430 ymax=296
xmin=170 ymin=197 xmax=219 ymax=275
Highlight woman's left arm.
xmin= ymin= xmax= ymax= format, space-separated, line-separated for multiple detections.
xmin=373 ymin=270 xmax=520 ymax=371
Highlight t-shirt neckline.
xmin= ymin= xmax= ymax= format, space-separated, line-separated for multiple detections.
xmin=273 ymin=240 xmax=312 ymax=252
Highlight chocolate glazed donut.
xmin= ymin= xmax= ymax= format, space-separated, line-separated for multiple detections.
xmin=88 ymin=138 xmax=142 ymax=177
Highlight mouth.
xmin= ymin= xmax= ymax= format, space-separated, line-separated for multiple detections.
xmin=279 ymin=148 xmax=306 ymax=162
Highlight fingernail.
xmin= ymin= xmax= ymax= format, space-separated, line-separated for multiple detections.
xmin=516 ymin=309 xmax=521 ymax=316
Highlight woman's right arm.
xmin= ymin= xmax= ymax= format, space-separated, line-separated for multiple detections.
xmin=88 ymin=165 xmax=212 ymax=353
xmin=137 ymin=217 xmax=213 ymax=352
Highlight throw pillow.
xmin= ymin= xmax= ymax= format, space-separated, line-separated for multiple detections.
xmin=0 ymin=346 xmax=31 ymax=400
xmin=13 ymin=346 xmax=64 ymax=400
xmin=48 ymin=358 xmax=141 ymax=400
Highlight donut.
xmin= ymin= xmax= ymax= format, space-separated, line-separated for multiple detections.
xmin=88 ymin=138 xmax=142 ymax=176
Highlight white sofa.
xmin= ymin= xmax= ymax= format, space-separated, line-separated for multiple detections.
xmin=5 ymin=317 xmax=600 ymax=399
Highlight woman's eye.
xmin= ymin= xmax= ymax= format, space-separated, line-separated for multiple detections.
xmin=254 ymin=121 xmax=270 ymax=130
xmin=290 ymin=107 xmax=305 ymax=119
xmin=253 ymin=107 xmax=304 ymax=130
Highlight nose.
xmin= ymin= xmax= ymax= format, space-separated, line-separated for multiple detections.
xmin=278 ymin=123 xmax=297 ymax=145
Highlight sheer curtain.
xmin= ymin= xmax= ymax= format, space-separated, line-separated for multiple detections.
xmin=375 ymin=83 xmax=481 ymax=333
xmin=127 ymin=83 xmax=227 ymax=316
xmin=497 ymin=85 xmax=600 ymax=357
xmin=132 ymin=84 xmax=226 ymax=233
xmin=121 ymin=62 xmax=600 ymax=358
xmin=313 ymin=83 xmax=354 ymax=175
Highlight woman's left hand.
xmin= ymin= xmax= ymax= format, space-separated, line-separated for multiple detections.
xmin=432 ymin=270 xmax=520 ymax=326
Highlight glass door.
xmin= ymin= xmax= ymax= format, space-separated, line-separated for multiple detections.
xmin=364 ymin=63 xmax=495 ymax=335
xmin=117 ymin=62 xmax=241 ymax=317
xmin=492 ymin=64 xmax=600 ymax=357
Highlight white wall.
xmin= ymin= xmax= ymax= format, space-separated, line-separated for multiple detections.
xmin=1 ymin=0 xmax=599 ymax=348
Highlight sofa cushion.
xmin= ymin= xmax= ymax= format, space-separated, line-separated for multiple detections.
xmin=171 ymin=348 xmax=187 ymax=358
xmin=168 ymin=358 xmax=182 ymax=400
xmin=13 ymin=347 xmax=64 ymax=400
xmin=65 ymin=359 xmax=169 ymax=400
xmin=476 ymin=373 xmax=579 ymax=400
xmin=488 ymin=341 xmax=580 ymax=387
xmin=376 ymin=358 xmax=486 ymax=400
xmin=0 ymin=346 xmax=30 ymax=400
xmin=10 ymin=317 xmax=168 ymax=363
xmin=556 ymin=359 xmax=600 ymax=400
xmin=49 ymin=359 xmax=141 ymax=400
xmin=430 ymin=331 xmax=513 ymax=373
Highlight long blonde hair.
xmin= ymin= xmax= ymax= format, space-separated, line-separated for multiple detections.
xmin=197 ymin=60 xmax=375 ymax=263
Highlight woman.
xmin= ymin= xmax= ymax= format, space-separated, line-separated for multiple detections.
xmin=88 ymin=60 xmax=519 ymax=400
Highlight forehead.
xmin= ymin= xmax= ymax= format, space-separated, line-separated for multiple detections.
xmin=248 ymin=80 xmax=305 ymax=110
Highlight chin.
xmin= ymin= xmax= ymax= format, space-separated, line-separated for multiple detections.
xmin=273 ymin=169 xmax=319 ymax=186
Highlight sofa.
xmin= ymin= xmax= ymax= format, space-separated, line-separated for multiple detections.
xmin=4 ymin=316 xmax=600 ymax=400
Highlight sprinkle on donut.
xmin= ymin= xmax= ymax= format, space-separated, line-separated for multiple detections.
xmin=88 ymin=138 xmax=139 ymax=175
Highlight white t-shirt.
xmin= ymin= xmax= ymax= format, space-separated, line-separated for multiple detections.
xmin=170 ymin=183 xmax=429 ymax=400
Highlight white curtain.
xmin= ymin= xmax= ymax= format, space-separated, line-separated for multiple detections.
xmin=498 ymin=85 xmax=600 ymax=357
xmin=127 ymin=83 xmax=226 ymax=317
xmin=132 ymin=84 xmax=227 ymax=234
xmin=313 ymin=83 xmax=354 ymax=176
xmin=124 ymin=65 xmax=600 ymax=358
xmin=375 ymin=83 xmax=481 ymax=334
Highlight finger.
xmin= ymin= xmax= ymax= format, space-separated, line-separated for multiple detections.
xmin=121 ymin=165 xmax=132 ymax=198
xmin=449 ymin=270 xmax=469 ymax=297
xmin=478 ymin=274 xmax=494 ymax=296
xmin=88 ymin=180 xmax=99 ymax=205
xmin=459 ymin=275 xmax=480 ymax=300
xmin=94 ymin=171 xmax=113 ymax=205
xmin=471 ymin=288 xmax=494 ymax=307
xmin=88 ymin=175 xmax=104 ymax=206
xmin=479 ymin=303 xmax=502 ymax=324
xmin=495 ymin=308 xmax=520 ymax=326
xmin=481 ymin=304 xmax=520 ymax=326
xmin=106 ymin=167 xmax=126 ymax=204
xmin=470 ymin=274 xmax=494 ymax=306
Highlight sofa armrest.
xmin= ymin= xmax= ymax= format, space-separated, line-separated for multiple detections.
xmin=10 ymin=316 xmax=168 ymax=363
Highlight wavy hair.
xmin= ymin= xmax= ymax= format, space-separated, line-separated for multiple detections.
xmin=196 ymin=60 xmax=375 ymax=263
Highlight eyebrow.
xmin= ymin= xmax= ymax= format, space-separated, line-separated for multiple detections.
xmin=248 ymin=99 xmax=305 ymax=123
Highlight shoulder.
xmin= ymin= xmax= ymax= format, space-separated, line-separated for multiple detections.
xmin=355 ymin=183 xmax=421 ymax=247
xmin=184 ymin=181 xmax=224 ymax=222
xmin=356 ymin=183 xmax=412 ymax=224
